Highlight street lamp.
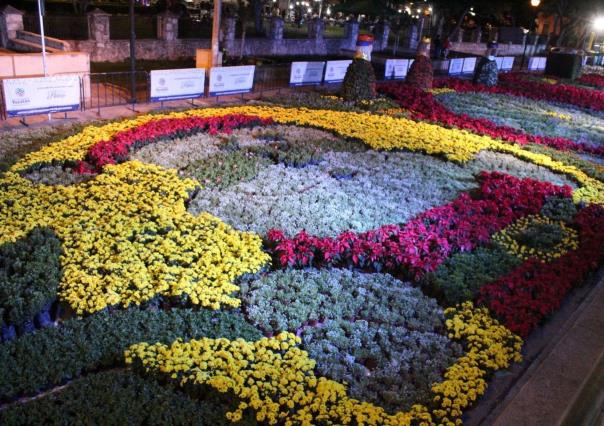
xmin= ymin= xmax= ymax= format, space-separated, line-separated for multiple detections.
xmin=530 ymin=0 xmax=541 ymax=7
xmin=594 ymin=16 xmax=604 ymax=32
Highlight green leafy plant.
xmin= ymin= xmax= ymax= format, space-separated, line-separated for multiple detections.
xmin=0 ymin=227 xmax=62 ymax=333
xmin=184 ymin=151 xmax=272 ymax=189
xmin=0 ymin=308 xmax=261 ymax=400
xmin=0 ymin=369 xmax=256 ymax=426
xmin=246 ymin=140 xmax=324 ymax=168
xmin=541 ymin=196 xmax=579 ymax=222
xmin=425 ymin=245 xmax=523 ymax=306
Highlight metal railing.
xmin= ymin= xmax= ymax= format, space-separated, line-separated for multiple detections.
xmin=86 ymin=71 xmax=150 ymax=112
xmin=1 ymin=59 xmax=553 ymax=121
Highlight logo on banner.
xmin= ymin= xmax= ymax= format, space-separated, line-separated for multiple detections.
xmin=15 ymin=87 xmax=25 ymax=97
xmin=159 ymin=78 xmax=166 ymax=86
xmin=217 ymin=74 xmax=223 ymax=82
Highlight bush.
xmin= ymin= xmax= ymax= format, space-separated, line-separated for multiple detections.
xmin=0 ymin=369 xmax=256 ymax=425
xmin=425 ymin=245 xmax=523 ymax=306
xmin=0 ymin=308 xmax=261 ymax=401
xmin=341 ymin=58 xmax=377 ymax=102
xmin=0 ymin=228 xmax=62 ymax=333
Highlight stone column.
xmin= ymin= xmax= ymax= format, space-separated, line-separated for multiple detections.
xmin=373 ymin=21 xmax=390 ymax=51
xmin=473 ymin=28 xmax=482 ymax=43
xmin=308 ymin=17 xmax=324 ymax=40
xmin=406 ymin=23 xmax=419 ymax=49
xmin=0 ymin=5 xmax=24 ymax=48
xmin=269 ymin=16 xmax=284 ymax=40
xmin=223 ymin=17 xmax=236 ymax=42
xmin=87 ymin=8 xmax=110 ymax=46
xmin=157 ymin=11 xmax=178 ymax=41
xmin=344 ymin=20 xmax=359 ymax=50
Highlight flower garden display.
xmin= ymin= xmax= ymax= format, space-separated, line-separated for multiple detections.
xmin=1 ymin=86 xmax=603 ymax=425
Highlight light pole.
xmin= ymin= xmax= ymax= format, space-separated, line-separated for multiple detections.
xmin=521 ymin=0 xmax=541 ymax=69
xmin=211 ymin=0 xmax=222 ymax=66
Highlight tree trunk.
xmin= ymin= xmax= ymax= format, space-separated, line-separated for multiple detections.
xmin=240 ymin=23 xmax=246 ymax=59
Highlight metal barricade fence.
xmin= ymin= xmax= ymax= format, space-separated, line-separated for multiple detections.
xmin=85 ymin=71 xmax=150 ymax=113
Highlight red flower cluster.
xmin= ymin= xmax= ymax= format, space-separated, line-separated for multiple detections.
xmin=379 ymin=82 xmax=604 ymax=157
xmin=478 ymin=204 xmax=604 ymax=337
xmin=75 ymin=114 xmax=273 ymax=173
xmin=436 ymin=73 xmax=604 ymax=112
xmin=577 ymin=73 xmax=604 ymax=89
xmin=266 ymin=172 xmax=571 ymax=280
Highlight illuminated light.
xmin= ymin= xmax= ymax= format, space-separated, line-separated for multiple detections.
xmin=530 ymin=0 xmax=541 ymax=6
xmin=595 ymin=16 xmax=604 ymax=31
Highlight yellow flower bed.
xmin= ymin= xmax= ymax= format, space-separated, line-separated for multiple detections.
xmin=0 ymin=161 xmax=268 ymax=314
xmin=492 ymin=215 xmax=579 ymax=263
xmin=125 ymin=302 xmax=521 ymax=425
xmin=428 ymin=87 xmax=457 ymax=95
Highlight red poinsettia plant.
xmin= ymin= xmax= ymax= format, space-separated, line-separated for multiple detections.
xmin=478 ymin=204 xmax=604 ymax=337
xmin=379 ymin=82 xmax=604 ymax=157
xmin=266 ymin=172 xmax=571 ymax=280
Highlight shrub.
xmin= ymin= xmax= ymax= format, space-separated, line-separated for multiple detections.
xmin=0 ymin=228 xmax=62 ymax=333
xmin=0 ymin=308 xmax=261 ymax=401
xmin=0 ymin=369 xmax=256 ymax=426
xmin=341 ymin=58 xmax=377 ymax=102
xmin=425 ymin=245 xmax=522 ymax=306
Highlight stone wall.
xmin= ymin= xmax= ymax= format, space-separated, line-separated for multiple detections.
xmin=451 ymin=41 xmax=547 ymax=57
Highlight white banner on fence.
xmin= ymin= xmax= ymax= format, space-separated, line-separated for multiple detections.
xmin=502 ymin=56 xmax=515 ymax=71
xmin=495 ymin=57 xmax=504 ymax=70
xmin=3 ymin=75 xmax=80 ymax=117
xmin=150 ymin=68 xmax=205 ymax=102
xmin=462 ymin=57 xmax=477 ymax=74
xmin=209 ymin=65 xmax=255 ymax=97
xmin=384 ymin=59 xmax=410 ymax=80
xmin=528 ymin=57 xmax=547 ymax=71
xmin=324 ymin=60 xmax=353 ymax=83
xmin=448 ymin=58 xmax=464 ymax=75
xmin=289 ymin=61 xmax=325 ymax=86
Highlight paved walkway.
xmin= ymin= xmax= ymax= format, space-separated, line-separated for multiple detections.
xmin=483 ymin=274 xmax=604 ymax=426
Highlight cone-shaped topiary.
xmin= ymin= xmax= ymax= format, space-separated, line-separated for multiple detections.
xmin=341 ymin=58 xmax=377 ymax=102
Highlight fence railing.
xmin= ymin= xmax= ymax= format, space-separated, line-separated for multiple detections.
xmin=1 ymin=58 xmax=553 ymax=121
xmin=23 ymin=15 xmax=89 ymax=40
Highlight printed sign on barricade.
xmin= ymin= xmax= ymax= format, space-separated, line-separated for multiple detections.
xmin=3 ymin=75 xmax=81 ymax=117
xmin=324 ymin=60 xmax=353 ymax=83
xmin=495 ymin=57 xmax=504 ymax=70
xmin=209 ymin=65 xmax=255 ymax=97
xmin=448 ymin=58 xmax=464 ymax=75
xmin=462 ymin=57 xmax=477 ymax=74
xmin=502 ymin=56 xmax=515 ymax=71
xmin=289 ymin=62 xmax=325 ymax=86
xmin=528 ymin=57 xmax=547 ymax=71
xmin=150 ymin=68 xmax=205 ymax=102
xmin=384 ymin=59 xmax=410 ymax=80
